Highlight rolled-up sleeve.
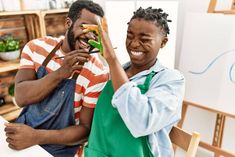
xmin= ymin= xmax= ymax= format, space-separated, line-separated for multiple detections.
xmin=112 ymin=70 xmax=185 ymax=138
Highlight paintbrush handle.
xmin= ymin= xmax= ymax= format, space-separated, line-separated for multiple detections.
xmin=55 ymin=47 xmax=117 ymax=59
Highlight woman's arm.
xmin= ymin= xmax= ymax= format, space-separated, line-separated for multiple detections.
xmin=111 ymin=70 xmax=185 ymax=137
xmin=97 ymin=20 xmax=129 ymax=92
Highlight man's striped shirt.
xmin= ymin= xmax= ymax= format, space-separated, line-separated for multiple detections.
xmin=20 ymin=36 xmax=109 ymax=124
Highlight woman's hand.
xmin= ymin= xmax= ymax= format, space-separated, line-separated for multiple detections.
xmin=97 ymin=17 xmax=116 ymax=61
xmin=96 ymin=17 xmax=129 ymax=91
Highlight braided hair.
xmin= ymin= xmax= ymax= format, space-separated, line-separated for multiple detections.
xmin=130 ymin=7 xmax=171 ymax=36
xmin=68 ymin=0 xmax=104 ymax=23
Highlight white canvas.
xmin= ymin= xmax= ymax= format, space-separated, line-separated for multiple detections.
xmin=179 ymin=13 xmax=235 ymax=115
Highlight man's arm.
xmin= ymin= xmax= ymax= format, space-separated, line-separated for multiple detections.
xmin=36 ymin=107 xmax=93 ymax=145
xmin=15 ymin=49 xmax=90 ymax=107
xmin=5 ymin=107 xmax=93 ymax=150
xmin=15 ymin=69 xmax=63 ymax=107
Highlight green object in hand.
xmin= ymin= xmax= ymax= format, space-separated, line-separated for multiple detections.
xmin=88 ymin=39 xmax=103 ymax=56
xmin=82 ymin=23 xmax=104 ymax=56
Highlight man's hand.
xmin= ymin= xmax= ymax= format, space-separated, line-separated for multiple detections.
xmin=4 ymin=123 xmax=38 ymax=150
xmin=56 ymin=49 xmax=91 ymax=79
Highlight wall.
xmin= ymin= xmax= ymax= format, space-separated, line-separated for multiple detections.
xmin=175 ymin=0 xmax=210 ymax=67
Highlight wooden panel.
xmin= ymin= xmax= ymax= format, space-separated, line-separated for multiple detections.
xmin=0 ymin=15 xmax=29 ymax=48
xmin=24 ymin=14 xmax=41 ymax=40
xmin=0 ymin=103 xmax=19 ymax=115
xmin=199 ymin=141 xmax=235 ymax=157
xmin=0 ymin=59 xmax=19 ymax=73
xmin=2 ymin=108 xmax=22 ymax=122
xmin=208 ymin=0 xmax=217 ymax=13
xmin=232 ymin=0 xmax=235 ymax=10
xmin=0 ymin=102 xmax=21 ymax=122
xmin=224 ymin=10 xmax=235 ymax=14
xmin=0 ymin=27 xmax=27 ymax=39
xmin=170 ymin=126 xmax=192 ymax=151
xmin=45 ymin=13 xmax=66 ymax=37
xmin=0 ymin=10 xmax=40 ymax=16
xmin=183 ymin=101 xmax=235 ymax=119
xmin=0 ymin=14 xmax=41 ymax=43
xmin=0 ymin=17 xmax=25 ymax=29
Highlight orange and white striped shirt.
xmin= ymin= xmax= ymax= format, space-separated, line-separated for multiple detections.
xmin=20 ymin=36 xmax=109 ymax=124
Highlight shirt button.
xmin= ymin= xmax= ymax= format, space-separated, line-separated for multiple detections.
xmin=61 ymin=91 xmax=65 ymax=97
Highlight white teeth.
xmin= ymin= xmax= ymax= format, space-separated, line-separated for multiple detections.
xmin=131 ymin=51 xmax=143 ymax=56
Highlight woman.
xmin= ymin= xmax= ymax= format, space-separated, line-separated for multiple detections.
xmin=85 ymin=7 xmax=185 ymax=157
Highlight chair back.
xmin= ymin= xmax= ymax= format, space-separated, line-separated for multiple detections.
xmin=170 ymin=126 xmax=200 ymax=157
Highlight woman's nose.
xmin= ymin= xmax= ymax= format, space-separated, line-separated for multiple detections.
xmin=130 ymin=39 xmax=141 ymax=48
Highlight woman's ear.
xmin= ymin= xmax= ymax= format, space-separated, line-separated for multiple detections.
xmin=65 ymin=17 xmax=72 ymax=29
xmin=160 ymin=37 xmax=168 ymax=48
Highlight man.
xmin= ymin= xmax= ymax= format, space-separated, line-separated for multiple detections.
xmin=4 ymin=1 xmax=108 ymax=157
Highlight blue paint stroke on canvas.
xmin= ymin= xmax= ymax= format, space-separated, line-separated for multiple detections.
xmin=189 ymin=49 xmax=235 ymax=84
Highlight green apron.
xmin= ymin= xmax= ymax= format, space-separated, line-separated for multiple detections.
xmin=85 ymin=72 xmax=156 ymax=157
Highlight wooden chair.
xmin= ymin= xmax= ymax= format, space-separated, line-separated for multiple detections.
xmin=170 ymin=126 xmax=200 ymax=157
xmin=77 ymin=126 xmax=200 ymax=157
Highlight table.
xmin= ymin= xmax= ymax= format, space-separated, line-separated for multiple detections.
xmin=0 ymin=116 xmax=52 ymax=157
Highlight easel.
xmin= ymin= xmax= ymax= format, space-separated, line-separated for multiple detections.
xmin=208 ymin=0 xmax=235 ymax=14
xmin=178 ymin=101 xmax=235 ymax=157
xmin=178 ymin=1 xmax=235 ymax=156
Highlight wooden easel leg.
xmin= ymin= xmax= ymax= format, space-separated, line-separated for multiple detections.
xmin=231 ymin=0 xmax=235 ymax=10
xmin=207 ymin=0 xmax=217 ymax=13
xmin=178 ymin=101 xmax=188 ymax=128
xmin=212 ymin=114 xmax=226 ymax=157
xmin=173 ymin=102 xmax=188 ymax=152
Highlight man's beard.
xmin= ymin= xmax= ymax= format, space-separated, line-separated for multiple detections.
xmin=67 ymin=25 xmax=76 ymax=51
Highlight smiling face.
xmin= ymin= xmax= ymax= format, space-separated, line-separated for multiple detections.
xmin=126 ymin=18 xmax=168 ymax=70
xmin=66 ymin=9 xmax=99 ymax=51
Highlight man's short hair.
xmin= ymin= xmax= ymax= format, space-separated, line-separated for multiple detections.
xmin=68 ymin=0 xmax=104 ymax=22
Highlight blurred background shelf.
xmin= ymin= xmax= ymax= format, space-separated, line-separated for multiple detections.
xmin=0 ymin=103 xmax=21 ymax=122
xmin=0 ymin=59 xmax=20 ymax=73
xmin=0 ymin=9 xmax=68 ymax=122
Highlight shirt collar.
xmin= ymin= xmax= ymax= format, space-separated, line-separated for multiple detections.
xmin=123 ymin=59 xmax=166 ymax=79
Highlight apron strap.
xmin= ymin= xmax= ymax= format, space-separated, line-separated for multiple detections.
xmin=41 ymin=40 xmax=79 ymax=80
xmin=42 ymin=40 xmax=63 ymax=67
xmin=137 ymin=71 xmax=156 ymax=94
xmin=72 ymin=72 xmax=79 ymax=80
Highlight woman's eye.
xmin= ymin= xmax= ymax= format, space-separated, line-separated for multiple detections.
xmin=127 ymin=34 xmax=133 ymax=39
xmin=141 ymin=39 xmax=151 ymax=43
